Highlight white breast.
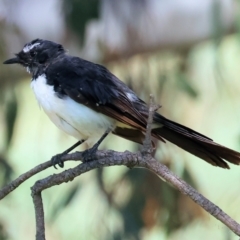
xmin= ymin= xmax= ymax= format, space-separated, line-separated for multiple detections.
xmin=31 ymin=75 xmax=116 ymax=147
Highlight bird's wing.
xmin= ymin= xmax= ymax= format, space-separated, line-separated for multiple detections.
xmin=46 ymin=56 xmax=149 ymax=131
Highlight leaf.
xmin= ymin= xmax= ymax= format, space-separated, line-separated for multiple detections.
xmin=63 ymin=0 xmax=100 ymax=43
xmin=211 ymin=0 xmax=224 ymax=46
xmin=5 ymin=91 xmax=18 ymax=146
xmin=0 ymin=156 xmax=14 ymax=186
xmin=176 ymin=73 xmax=198 ymax=98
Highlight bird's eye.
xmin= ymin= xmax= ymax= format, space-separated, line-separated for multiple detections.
xmin=30 ymin=51 xmax=36 ymax=57
xmin=38 ymin=52 xmax=48 ymax=64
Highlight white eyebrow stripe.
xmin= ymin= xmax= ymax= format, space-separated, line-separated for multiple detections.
xmin=23 ymin=42 xmax=40 ymax=53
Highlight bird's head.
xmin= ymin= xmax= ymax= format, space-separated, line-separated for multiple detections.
xmin=3 ymin=39 xmax=65 ymax=74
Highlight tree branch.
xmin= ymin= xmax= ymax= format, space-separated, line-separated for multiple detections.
xmin=141 ymin=94 xmax=160 ymax=154
xmin=1 ymin=95 xmax=240 ymax=239
xmin=31 ymin=151 xmax=240 ymax=238
xmin=32 ymin=191 xmax=45 ymax=240
xmin=0 ymin=161 xmax=52 ymax=200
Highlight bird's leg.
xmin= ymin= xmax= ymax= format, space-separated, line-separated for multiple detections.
xmin=82 ymin=128 xmax=111 ymax=162
xmin=51 ymin=139 xmax=85 ymax=168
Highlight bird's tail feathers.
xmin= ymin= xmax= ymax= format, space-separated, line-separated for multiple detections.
xmin=153 ymin=115 xmax=240 ymax=169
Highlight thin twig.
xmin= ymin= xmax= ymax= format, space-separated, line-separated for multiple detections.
xmin=141 ymin=157 xmax=240 ymax=236
xmin=0 ymin=150 xmax=113 ymax=200
xmin=0 ymin=161 xmax=52 ymax=200
xmin=141 ymin=94 xmax=160 ymax=154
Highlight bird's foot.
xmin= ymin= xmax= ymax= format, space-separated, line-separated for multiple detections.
xmin=82 ymin=146 xmax=98 ymax=162
xmin=81 ymin=129 xmax=111 ymax=162
xmin=51 ymin=139 xmax=86 ymax=169
xmin=51 ymin=153 xmax=65 ymax=169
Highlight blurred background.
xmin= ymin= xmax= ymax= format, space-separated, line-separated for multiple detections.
xmin=1 ymin=0 xmax=240 ymax=239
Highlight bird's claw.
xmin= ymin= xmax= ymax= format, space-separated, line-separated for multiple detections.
xmin=82 ymin=147 xmax=98 ymax=162
xmin=51 ymin=153 xmax=65 ymax=169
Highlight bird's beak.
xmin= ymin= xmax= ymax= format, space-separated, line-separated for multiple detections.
xmin=3 ymin=57 xmax=20 ymax=64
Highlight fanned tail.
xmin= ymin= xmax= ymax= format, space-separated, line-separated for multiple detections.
xmin=153 ymin=115 xmax=240 ymax=169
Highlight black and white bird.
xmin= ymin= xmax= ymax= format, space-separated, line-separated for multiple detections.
xmin=3 ymin=39 xmax=240 ymax=168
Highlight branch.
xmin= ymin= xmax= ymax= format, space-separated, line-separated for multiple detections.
xmin=142 ymin=94 xmax=160 ymax=154
xmin=32 ymin=191 xmax=45 ymax=240
xmin=0 ymin=161 xmax=52 ymax=200
xmin=1 ymin=95 xmax=240 ymax=239
xmin=32 ymin=150 xmax=240 ymax=238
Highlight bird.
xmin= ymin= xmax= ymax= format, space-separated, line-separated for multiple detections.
xmin=3 ymin=39 xmax=240 ymax=169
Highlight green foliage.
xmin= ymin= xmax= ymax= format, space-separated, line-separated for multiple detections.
xmin=49 ymin=183 xmax=81 ymax=222
xmin=234 ymin=0 xmax=240 ymax=43
xmin=4 ymin=92 xmax=18 ymax=147
xmin=0 ymin=223 xmax=8 ymax=240
xmin=176 ymin=72 xmax=198 ymax=99
xmin=63 ymin=0 xmax=100 ymax=43
xmin=93 ymin=166 xmax=202 ymax=239
xmin=211 ymin=0 xmax=224 ymax=46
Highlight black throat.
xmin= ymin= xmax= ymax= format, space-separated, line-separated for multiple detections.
xmin=31 ymin=52 xmax=65 ymax=80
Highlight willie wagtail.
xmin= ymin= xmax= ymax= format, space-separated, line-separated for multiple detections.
xmin=3 ymin=39 xmax=240 ymax=169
